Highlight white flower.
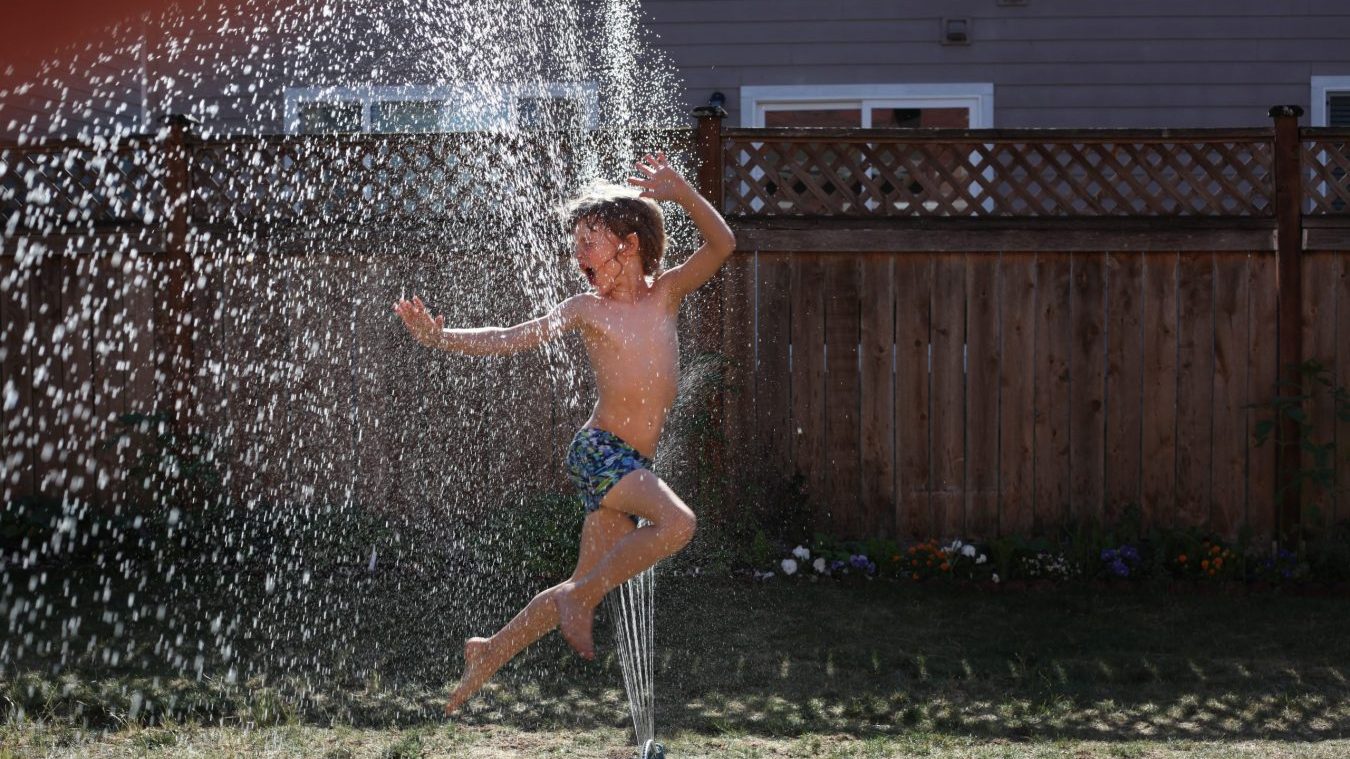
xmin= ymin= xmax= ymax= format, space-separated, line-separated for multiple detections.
xmin=792 ymin=545 xmax=811 ymax=561
xmin=780 ymin=558 xmax=798 ymax=576
xmin=961 ymin=544 xmax=977 ymax=558
xmin=992 ymin=573 xmax=1000 ymax=583
xmin=813 ymin=557 xmax=828 ymax=574
xmin=975 ymin=553 xmax=987 ymax=564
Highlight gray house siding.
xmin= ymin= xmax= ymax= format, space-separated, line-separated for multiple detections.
xmin=645 ymin=0 xmax=1350 ymax=127
xmin=4 ymin=0 xmax=1350 ymax=139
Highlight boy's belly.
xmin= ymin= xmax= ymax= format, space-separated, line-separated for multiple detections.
xmin=586 ymin=385 xmax=677 ymax=460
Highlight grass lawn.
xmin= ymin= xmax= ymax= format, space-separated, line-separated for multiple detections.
xmin=4 ymin=576 xmax=1349 ymax=757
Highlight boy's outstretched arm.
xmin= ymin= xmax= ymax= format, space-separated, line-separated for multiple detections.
xmin=394 ymin=294 xmax=584 ymax=356
xmin=628 ymin=152 xmax=736 ymax=302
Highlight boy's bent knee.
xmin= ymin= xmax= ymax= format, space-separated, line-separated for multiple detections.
xmin=665 ymin=508 xmax=696 ymax=550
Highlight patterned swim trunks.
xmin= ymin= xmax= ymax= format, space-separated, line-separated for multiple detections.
xmin=565 ymin=427 xmax=654 ymax=516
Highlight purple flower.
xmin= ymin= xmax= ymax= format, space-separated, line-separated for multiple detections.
xmin=1101 ymin=548 xmax=1117 ymax=562
xmin=1109 ymin=559 xmax=1130 ymax=577
xmin=866 ymin=561 xmax=877 ymax=575
xmin=1119 ymin=545 xmax=1139 ymax=562
xmin=830 ymin=559 xmax=846 ymax=573
xmin=849 ymin=554 xmax=870 ymax=570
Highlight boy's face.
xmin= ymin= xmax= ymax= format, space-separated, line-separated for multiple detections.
xmin=572 ymin=220 xmax=629 ymax=293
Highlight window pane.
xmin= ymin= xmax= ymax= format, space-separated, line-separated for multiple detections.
xmin=372 ymin=100 xmax=444 ymax=133
xmin=518 ymin=96 xmax=583 ymax=130
xmin=1331 ymin=94 xmax=1350 ymax=127
xmin=870 ymin=107 xmax=969 ymax=128
xmin=764 ymin=108 xmax=861 ymax=128
xmin=299 ymin=102 xmax=362 ymax=133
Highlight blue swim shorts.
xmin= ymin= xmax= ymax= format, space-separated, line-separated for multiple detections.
xmin=565 ymin=427 xmax=653 ymax=516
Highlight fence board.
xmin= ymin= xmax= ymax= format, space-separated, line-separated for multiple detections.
xmin=0 ymin=255 xmax=35 ymax=499
xmin=895 ymin=254 xmax=933 ymax=539
xmin=1033 ymin=253 xmax=1072 ymax=533
xmin=352 ymin=259 xmax=398 ymax=514
xmin=999 ymin=253 xmax=1037 ymax=537
xmin=1247 ymin=253 xmax=1279 ymax=542
xmin=965 ymin=253 xmax=999 ymax=539
xmin=756 ymin=254 xmax=793 ymax=484
xmin=1103 ymin=252 xmax=1143 ymax=524
xmin=1302 ymin=252 xmax=1339 ymax=528
xmin=1337 ymin=253 xmax=1350 ymax=527
xmin=931 ymin=254 xmax=966 ymax=537
xmin=1141 ymin=252 xmax=1179 ymax=530
xmin=1211 ymin=253 xmax=1251 ymax=539
xmin=859 ymin=253 xmax=895 ymax=538
xmin=63 ymin=253 xmax=95 ymax=501
xmin=721 ymin=253 xmax=754 ymax=488
xmin=1069 ymin=252 xmax=1106 ymax=526
xmin=1176 ymin=252 xmax=1214 ymax=530
xmin=789 ymin=254 xmax=826 ymax=526
xmin=30 ymin=248 xmax=62 ymax=498
xmin=824 ymin=256 xmax=861 ymax=535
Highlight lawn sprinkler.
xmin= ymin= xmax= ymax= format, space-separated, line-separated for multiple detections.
xmin=639 ymin=738 xmax=666 ymax=758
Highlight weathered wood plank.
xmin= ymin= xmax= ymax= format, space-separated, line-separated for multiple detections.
xmin=999 ymin=253 xmax=1037 ymax=537
xmin=30 ymin=248 xmax=63 ymax=498
xmin=1033 ymin=253 xmax=1072 ymax=534
xmin=1103 ymin=252 xmax=1143 ymax=525
xmin=823 ymin=256 xmax=862 ymax=536
xmin=1301 ymin=251 xmax=1339 ymax=528
xmin=789 ymin=254 xmax=827 ymax=527
xmin=1246 ymin=253 xmax=1279 ymax=543
xmin=895 ymin=254 xmax=933 ymax=539
xmin=1175 ymin=251 xmax=1217 ymax=532
xmin=1210 ymin=253 xmax=1251 ymax=540
xmin=63 ymin=252 xmax=96 ymax=501
xmin=721 ymin=253 xmax=755 ymax=485
xmin=1141 ymin=252 xmax=1179 ymax=531
xmin=965 ymin=253 xmax=999 ymax=540
xmin=931 ymin=254 xmax=965 ymax=538
xmin=859 ymin=253 xmax=896 ymax=538
xmin=1335 ymin=252 xmax=1350 ymax=526
xmin=0 ymin=253 xmax=35 ymax=499
xmin=1069 ymin=252 xmax=1106 ymax=527
xmin=756 ymin=253 xmax=793 ymax=489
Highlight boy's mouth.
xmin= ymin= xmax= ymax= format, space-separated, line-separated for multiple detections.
xmin=583 ymin=266 xmax=596 ymax=284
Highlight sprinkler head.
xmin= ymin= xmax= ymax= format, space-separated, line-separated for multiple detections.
xmin=639 ymin=739 xmax=666 ymax=759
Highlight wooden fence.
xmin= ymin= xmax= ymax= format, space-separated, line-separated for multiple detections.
xmin=3 ymin=109 xmax=1349 ymax=543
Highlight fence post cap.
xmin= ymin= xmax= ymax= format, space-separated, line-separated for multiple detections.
xmin=1267 ymin=105 xmax=1305 ymax=119
xmin=692 ymin=105 xmax=728 ymax=120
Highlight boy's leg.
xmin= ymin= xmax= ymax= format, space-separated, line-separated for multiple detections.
xmin=445 ymin=507 xmax=636 ymax=714
xmin=554 ymin=470 xmax=695 ymax=658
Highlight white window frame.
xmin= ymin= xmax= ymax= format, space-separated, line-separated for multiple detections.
xmin=283 ymin=82 xmax=600 ymax=134
xmin=1311 ymin=76 xmax=1350 ymax=126
xmin=739 ymin=83 xmax=994 ymax=129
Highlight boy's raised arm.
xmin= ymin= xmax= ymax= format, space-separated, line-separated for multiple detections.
xmin=395 ymin=294 xmax=584 ymax=356
xmin=628 ymin=152 xmax=736 ymax=301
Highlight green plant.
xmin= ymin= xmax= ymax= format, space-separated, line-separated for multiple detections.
xmin=472 ymin=490 xmax=585 ymax=582
xmin=1248 ymin=358 xmax=1350 ymax=533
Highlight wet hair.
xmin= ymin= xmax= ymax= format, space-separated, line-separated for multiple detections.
xmin=564 ymin=183 xmax=666 ymax=276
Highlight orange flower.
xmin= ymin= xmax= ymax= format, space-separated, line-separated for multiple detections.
xmin=911 ymin=572 xmax=920 ymax=580
xmin=941 ymin=562 xmax=950 ymax=571
xmin=1178 ymin=554 xmax=1188 ymax=563
xmin=1201 ymin=559 xmax=1210 ymax=570
xmin=1211 ymin=546 xmax=1221 ymax=555
xmin=892 ymin=554 xmax=901 ymax=562
xmin=1214 ymin=558 xmax=1223 ymax=568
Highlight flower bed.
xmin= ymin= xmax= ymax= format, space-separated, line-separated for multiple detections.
xmin=746 ymin=524 xmax=1350 ymax=597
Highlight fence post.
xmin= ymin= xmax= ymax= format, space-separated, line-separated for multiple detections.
xmin=691 ymin=105 xmax=728 ymax=501
xmin=156 ymin=113 xmax=198 ymax=438
xmin=1269 ymin=104 xmax=1305 ymax=548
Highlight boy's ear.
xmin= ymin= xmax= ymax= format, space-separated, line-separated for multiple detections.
xmin=621 ymin=232 xmax=640 ymax=255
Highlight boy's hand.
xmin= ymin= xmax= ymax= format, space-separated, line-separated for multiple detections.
xmin=393 ymin=295 xmax=445 ymax=347
xmin=627 ymin=151 xmax=696 ymax=204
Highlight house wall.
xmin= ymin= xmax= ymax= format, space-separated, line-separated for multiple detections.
xmin=644 ymin=0 xmax=1350 ymax=127
xmin=4 ymin=1 xmax=1350 ymax=138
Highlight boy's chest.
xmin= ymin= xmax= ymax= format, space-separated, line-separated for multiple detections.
xmin=584 ymin=304 xmax=680 ymax=356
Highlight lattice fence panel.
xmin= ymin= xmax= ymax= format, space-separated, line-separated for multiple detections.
xmin=0 ymin=140 xmax=163 ymax=233
xmin=1303 ymin=139 xmax=1350 ymax=214
xmin=723 ymin=138 xmax=1275 ymax=217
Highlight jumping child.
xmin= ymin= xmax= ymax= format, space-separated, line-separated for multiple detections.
xmin=392 ymin=152 xmax=735 ymax=715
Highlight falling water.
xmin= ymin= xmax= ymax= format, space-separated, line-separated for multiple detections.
xmin=1 ymin=0 xmax=693 ymax=746
xmin=606 ymin=545 xmax=657 ymax=745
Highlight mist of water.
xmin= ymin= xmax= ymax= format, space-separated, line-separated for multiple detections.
xmin=0 ymin=0 xmax=695 ymax=739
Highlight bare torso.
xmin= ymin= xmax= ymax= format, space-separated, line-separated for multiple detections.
xmin=575 ymin=283 xmax=679 ymax=459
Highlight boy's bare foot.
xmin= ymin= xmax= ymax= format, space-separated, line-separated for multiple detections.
xmin=553 ymin=584 xmax=596 ymax=660
xmin=445 ymin=637 xmax=493 ymax=715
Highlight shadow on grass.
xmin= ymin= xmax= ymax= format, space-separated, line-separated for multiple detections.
xmin=4 ymin=572 xmax=1349 ymax=744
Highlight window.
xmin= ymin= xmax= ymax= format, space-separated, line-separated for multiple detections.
xmin=740 ymin=83 xmax=994 ymax=128
xmin=1311 ymin=76 xmax=1350 ymax=126
xmin=283 ymin=83 xmax=598 ymax=134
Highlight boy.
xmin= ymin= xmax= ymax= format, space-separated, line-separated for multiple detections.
xmin=393 ymin=152 xmax=735 ymax=715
